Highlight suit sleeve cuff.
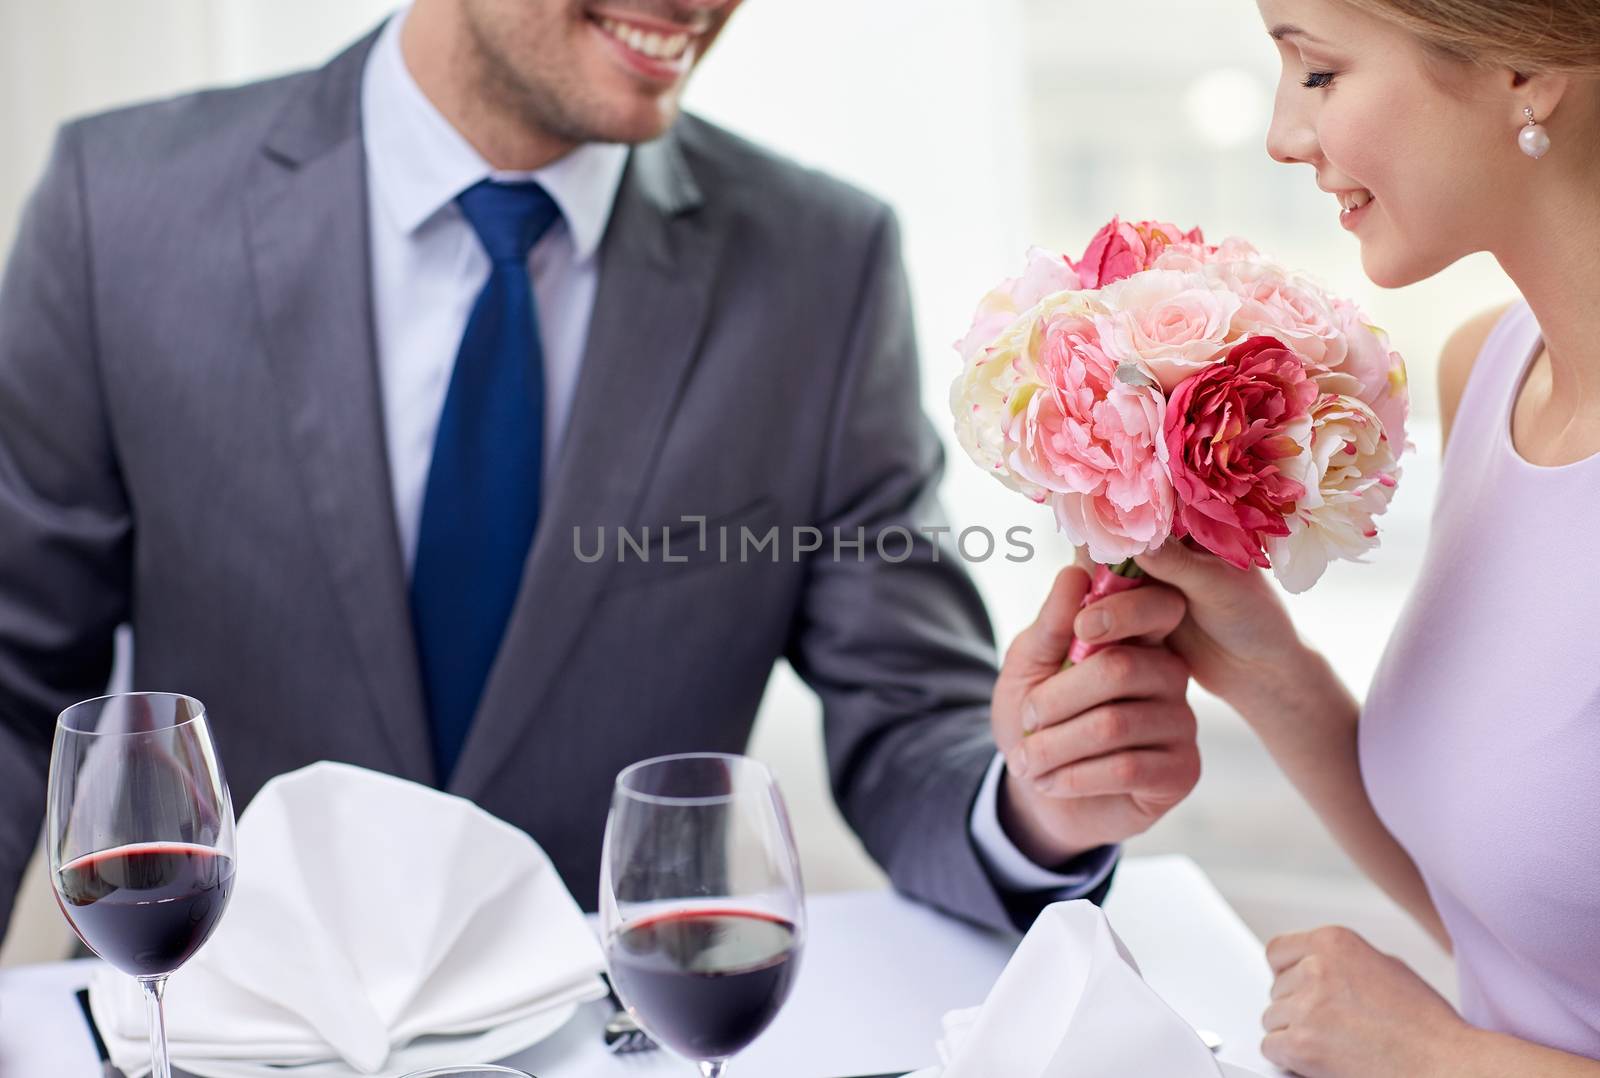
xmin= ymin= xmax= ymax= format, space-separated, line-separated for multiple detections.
xmin=969 ymin=752 xmax=1120 ymax=897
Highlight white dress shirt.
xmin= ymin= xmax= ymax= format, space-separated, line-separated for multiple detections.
xmin=361 ymin=10 xmax=628 ymax=572
xmin=358 ymin=10 xmax=1114 ymax=900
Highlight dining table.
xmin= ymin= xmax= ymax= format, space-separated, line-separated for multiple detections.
xmin=0 ymin=854 xmax=1281 ymax=1077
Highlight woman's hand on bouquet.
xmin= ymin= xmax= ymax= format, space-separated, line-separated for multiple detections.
xmin=1132 ymin=541 xmax=1316 ymax=722
xmin=990 ymin=566 xmax=1201 ymax=866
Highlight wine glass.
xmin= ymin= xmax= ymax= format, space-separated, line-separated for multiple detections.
xmin=600 ymin=753 xmax=806 ymax=1078
xmin=47 ymin=692 xmax=237 ymax=1078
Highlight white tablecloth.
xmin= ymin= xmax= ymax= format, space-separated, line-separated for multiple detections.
xmin=0 ymin=855 xmax=1279 ymax=1076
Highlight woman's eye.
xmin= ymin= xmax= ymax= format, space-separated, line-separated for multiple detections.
xmin=1301 ymin=71 xmax=1336 ymax=89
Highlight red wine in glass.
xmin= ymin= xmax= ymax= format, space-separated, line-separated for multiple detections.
xmin=607 ymin=909 xmax=800 ymax=1061
xmin=57 ymin=842 xmax=236 ymax=978
xmin=601 ymin=753 xmax=806 ymax=1078
xmin=48 ymin=692 xmax=236 ymax=1078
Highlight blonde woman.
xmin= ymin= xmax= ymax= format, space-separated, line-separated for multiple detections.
xmin=1022 ymin=0 xmax=1600 ymax=1073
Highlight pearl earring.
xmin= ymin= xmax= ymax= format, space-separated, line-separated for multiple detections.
xmin=1519 ymin=106 xmax=1551 ymax=159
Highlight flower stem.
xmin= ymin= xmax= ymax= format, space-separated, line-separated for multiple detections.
xmin=1058 ymin=556 xmax=1147 ymax=672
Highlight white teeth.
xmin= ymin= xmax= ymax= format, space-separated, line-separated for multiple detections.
xmin=1338 ymin=190 xmax=1374 ymax=213
xmin=596 ymin=16 xmax=693 ymax=61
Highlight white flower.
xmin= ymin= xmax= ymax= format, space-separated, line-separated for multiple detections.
xmin=1267 ymin=394 xmax=1401 ymax=593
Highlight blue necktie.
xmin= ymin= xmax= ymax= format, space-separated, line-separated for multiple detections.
xmin=411 ymin=180 xmax=560 ymax=782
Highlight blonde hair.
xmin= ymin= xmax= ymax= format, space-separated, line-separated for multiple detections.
xmin=1343 ymin=0 xmax=1600 ymax=75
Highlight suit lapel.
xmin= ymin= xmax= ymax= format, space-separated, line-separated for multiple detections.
xmin=450 ymin=133 xmax=720 ymax=798
xmin=242 ymin=30 xmax=435 ymax=784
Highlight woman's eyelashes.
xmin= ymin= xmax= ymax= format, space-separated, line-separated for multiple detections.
xmin=1301 ymin=70 xmax=1336 ymax=89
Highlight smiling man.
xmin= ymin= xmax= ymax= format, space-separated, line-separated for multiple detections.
xmin=400 ymin=0 xmax=735 ymax=163
xmin=0 ymin=0 xmax=1203 ymax=940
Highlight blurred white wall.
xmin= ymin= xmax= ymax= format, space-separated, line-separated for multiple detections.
xmin=1 ymin=0 xmax=1513 ymax=977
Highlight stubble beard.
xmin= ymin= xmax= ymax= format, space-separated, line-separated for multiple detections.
xmin=459 ymin=4 xmax=682 ymax=150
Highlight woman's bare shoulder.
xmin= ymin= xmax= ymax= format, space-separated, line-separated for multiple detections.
xmin=1438 ymin=302 xmax=1516 ymax=449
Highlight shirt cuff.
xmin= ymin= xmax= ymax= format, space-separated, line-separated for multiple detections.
xmin=969 ymin=752 xmax=1120 ymax=896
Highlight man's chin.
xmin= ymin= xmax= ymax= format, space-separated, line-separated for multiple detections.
xmin=572 ymin=99 xmax=683 ymax=146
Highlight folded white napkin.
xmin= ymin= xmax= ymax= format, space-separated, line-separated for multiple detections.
xmin=90 ymin=761 xmax=607 ymax=1077
xmin=914 ymin=900 xmax=1264 ymax=1078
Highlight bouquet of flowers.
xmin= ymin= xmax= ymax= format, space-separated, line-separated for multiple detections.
xmin=952 ymin=218 xmax=1409 ymax=662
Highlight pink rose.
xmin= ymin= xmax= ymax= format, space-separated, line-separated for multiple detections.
xmin=1096 ymin=270 xmax=1242 ymax=392
xmin=1215 ymin=262 xmax=1347 ymax=368
xmin=951 ymin=292 xmax=1104 ymax=501
xmin=1324 ymin=299 xmax=1409 ymax=450
xmin=1006 ymin=311 xmax=1174 ymax=562
xmin=1163 ymin=336 xmax=1318 ymax=571
xmin=955 ymin=247 xmax=1081 ymax=363
xmin=1148 ymin=245 xmax=1211 ymax=274
xmin=1069 ymin=217 xmax=1206 ymax=289
xmin=1210 ymin=236 xmax=1264 ymax=264
xmin=1153 ymin=236 xmax=1265 ymax=274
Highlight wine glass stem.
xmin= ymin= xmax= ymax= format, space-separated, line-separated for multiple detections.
xmin=698 ymin=1063 xmax=728 ymax=1078
xmin=140 ymin=975 xmax=173 ymax=1078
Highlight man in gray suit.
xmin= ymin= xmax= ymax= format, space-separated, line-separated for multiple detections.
xmin=0 ymin=0 xmax=1200 ymax=940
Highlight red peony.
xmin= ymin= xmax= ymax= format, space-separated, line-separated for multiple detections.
xmin=1163 ymin=336 xmax=1318 ymax=571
